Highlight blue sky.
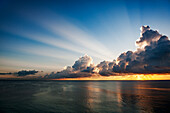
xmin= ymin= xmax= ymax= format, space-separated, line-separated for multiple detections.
xmin=0 ymin=0 xmax=170 ymax=72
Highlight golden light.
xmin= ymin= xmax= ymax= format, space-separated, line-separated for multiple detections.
xmin=51 ymin=73 xmax=170 ymax=81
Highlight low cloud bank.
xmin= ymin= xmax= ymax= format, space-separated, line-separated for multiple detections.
xmin=15 ymin=70 xmax=39 ymax=76
xmin=0 ymin=70 xmax=39 ymax=76
xmin=46 ymin=25 xmax=170 ymax=78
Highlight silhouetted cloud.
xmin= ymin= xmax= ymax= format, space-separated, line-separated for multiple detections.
xmin=0 ymin=70 xmax=39 ymax=76
xmin=16 ymin=70 xmax=39 ymax=76
xmin=0 ymin=72 xmax=12 ymax=75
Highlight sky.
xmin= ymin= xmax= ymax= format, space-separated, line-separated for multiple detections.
xmin=0 ymin=0 xmax=170 ymax=77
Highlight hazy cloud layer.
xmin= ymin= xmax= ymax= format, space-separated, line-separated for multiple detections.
xmin=45 ymin=25 xmax=170 ymax=78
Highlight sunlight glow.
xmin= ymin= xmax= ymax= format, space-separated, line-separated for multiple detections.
xmin=53 ymin=74 xmax=170 ymax=80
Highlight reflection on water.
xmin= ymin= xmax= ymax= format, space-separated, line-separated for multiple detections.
xmin=0 ymin=81 xmax=170 ymax=113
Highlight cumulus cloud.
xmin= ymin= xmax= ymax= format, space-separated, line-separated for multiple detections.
xmin=46 ymin=55 xmax=97 ymax=78
xmin=113 ymin=25 xmax=170 ymax=73
xmin=136 ymin=25 xmax=162 ymax=48
xmin=45 ymin=25 xmax=170 ymax=79
xmin=72 ymin=54 xmax=93 ymax=71
xmin=97 ymin=60 xmax=116 ymax=76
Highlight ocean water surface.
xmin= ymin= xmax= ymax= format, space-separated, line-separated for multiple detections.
xmin=0 ymin=80 xmax=170 ymax=113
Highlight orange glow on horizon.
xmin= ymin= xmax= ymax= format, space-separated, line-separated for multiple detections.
xmin=51 ymin=74 xmax=170 ymax=81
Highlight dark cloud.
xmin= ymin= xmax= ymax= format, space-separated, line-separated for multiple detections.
xmin=143 ymin=35 xmax=170 ymax=73
xmin=16 ymin=70 xmax=39 ymax=76
xmin=0 ymin=72 xmax=12 ymax=75
xmin=0 ymin=70 xmax=39 ymax=76
xmin=45 ymin=25 xmax=170 ymax=79
xmin=97 ymin=60 xmax=116 ymax=76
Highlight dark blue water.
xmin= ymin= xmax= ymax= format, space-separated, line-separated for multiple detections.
xmin=0 ymin=80 xmax=170 ymax=113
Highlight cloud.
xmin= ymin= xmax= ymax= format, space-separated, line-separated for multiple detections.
xmin=0 ymin=70 xmax=39 ymax=76
xmin=46 ymin=55 xmax=96 ymax=78
xmin=46 ymin=55 xmax=116 ymax=78
xmin=15 ymin=70 xmax=39 ymax=76
xmin=97 ymin=60 xmax=116 ymax=76
xmin=136 ymin=25 xmax=162 ymax=48
xmin=72 ymin=54 xmax=93 ymax=71
xmin=0 ymin=72 xmax=12 ymax=75
xmin=113 ymin=25 xmax=170 ymax=74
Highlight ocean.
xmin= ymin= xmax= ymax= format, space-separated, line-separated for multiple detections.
xmin=0 ymin=80 xmax=170 ymax=113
